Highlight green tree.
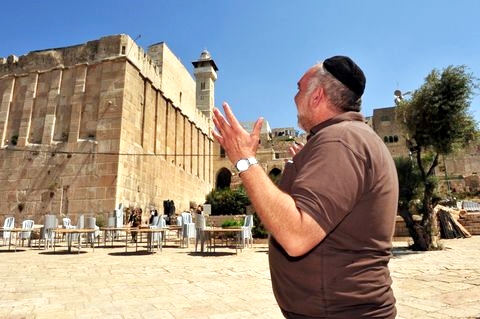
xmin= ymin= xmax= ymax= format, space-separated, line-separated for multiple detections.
xmin=396 ymin=65 xmax=478 ymax=250
xmin=205 ymin=185 xmax=269 ymax=238
xmin=205 ymin=186 xmax=250 ymax=215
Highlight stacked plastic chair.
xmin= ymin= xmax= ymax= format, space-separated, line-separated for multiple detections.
xmin=2 ymin=216 xmax=15 ymax=246
xmin=181 ymin=212 xmax=196 ymax=248
xmin=42 ymin=214 xmax=57 ymax=249
xmin=18 ymin=219 xmax=34 ymax=247
xmin=241 ymin=215 xmax=254 ymax=248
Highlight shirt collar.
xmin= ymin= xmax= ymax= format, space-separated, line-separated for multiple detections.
xmin=307 ymin=112 xmax=364 ymax=140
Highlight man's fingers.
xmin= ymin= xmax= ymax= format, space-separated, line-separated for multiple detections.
xmin=288 ymin=146 xmax=297 ymax=156
xmin=213 ymin=108 xmax=225 ymax=128
xmin=252 ymin=117 xmax=264 ymax=140
xmin=213 ymin=107 xmax=232 ymax=139
xmin=222 ymin=102 xmax=243 ymax=130
xmin=211 ymin=129 xmax=224 ymax=144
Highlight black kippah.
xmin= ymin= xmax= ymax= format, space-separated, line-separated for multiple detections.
xmin=323 ymin=56 xmax=366 ymax=96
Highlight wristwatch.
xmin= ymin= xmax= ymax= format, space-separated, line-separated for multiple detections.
xmin=235 ymin=157 xmax=258 ymax=174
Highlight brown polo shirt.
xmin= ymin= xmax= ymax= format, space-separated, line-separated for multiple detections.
xmin=269 ymin=112 xmax=398 ymax=318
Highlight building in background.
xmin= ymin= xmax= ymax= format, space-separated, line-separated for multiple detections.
xmin=1 ymin=34 xmax=478 ymax=225
xmin=369 ymin=106 xmax=480 ymax=194
xmin=0 ymin=34 xmax=216 ymax=223
xmin=212 ymin=121 xmax=306 ymax=190
xmin=213 ymin=106 xmax=479 ymax=197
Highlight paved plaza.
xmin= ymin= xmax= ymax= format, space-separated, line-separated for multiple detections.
xmin=1 ymin=235 xmax=479 ymax=319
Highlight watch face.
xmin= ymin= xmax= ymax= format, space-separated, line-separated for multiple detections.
xmin=236 ymin=159 xmax=249 ymax=171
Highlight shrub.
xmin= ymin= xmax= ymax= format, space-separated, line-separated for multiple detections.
xmin=252 ymin=212 xmax=269 ymax=238
xmin=221 ymin=219 xmax=243 ymax=228
xmin=205 ymin=186 xmax=250 ymax=215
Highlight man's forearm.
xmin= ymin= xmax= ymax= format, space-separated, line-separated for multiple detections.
xmin=239 ymin=164 xmax=326 ymax=256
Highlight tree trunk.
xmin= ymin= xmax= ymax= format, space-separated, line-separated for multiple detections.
xmin=399 ymin=209 xmax=431 ymax=251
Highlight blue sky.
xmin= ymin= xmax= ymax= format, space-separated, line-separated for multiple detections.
xmin=1 ymin=0 xmax=479 ymax=131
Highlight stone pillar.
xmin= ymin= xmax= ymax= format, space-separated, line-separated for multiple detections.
xmin=175 ymin=110 xmax=184 ymax=169
xmin=68 ymin=64 xmax=87 ymax=144
xmin=42 ymin=69 xmax=63 ymax=144
xmin=0 ymin=77 xmax=15 ymax=147
xmin=18 ymin=73 xmax=38 ymax=147
xmin=184 ymin=121 xmax=192 ymax=174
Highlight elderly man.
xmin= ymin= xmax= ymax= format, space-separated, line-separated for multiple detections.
xmin=212 ymin=56 xmax=398 ymax=318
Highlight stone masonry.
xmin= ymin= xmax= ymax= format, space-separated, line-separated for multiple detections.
xmin=0 ymin=34 xmax=216 ymax=224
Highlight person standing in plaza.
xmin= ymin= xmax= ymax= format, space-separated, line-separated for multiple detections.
xmin=212 ymin=56 xmax=398 ymax=318
xmin=128 ymin=207 xmax=142 ymax=242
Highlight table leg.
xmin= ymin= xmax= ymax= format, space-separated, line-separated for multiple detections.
xmin=135 ymin=231 xmax=138 ymax=252
xmin=67 ymin=233 xmax=72 ymax=253
xmin=8 ymin=232 xmax=13 ymax=252
xmin=77 ymin=233 xmax=81 ymax=254
xmin=160 ymin=230 xmax=163 ymax=252
xmin=147 ymin=232 xmax=151 ymax=252
xmin=236 ymin=232 xmax=240 ymax=255
xmin=213 ymin=231 xmax=216 ymax=252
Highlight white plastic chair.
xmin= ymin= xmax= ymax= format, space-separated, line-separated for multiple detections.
xmin=241 ymin=215 xmax=254 ymax=248
xmin=62 ymin=217 xmax=76 ymax=229
xmin=18 ymin=219 xmax=34 ymax=247
xmin=176 ymin=216 xmax=182 ymax=226
xmin=41 ymin=214 xmax=57 ymax=249
xmin=194 ymin=214 xmax=209 ymax=252
xmin=62 ymin=216 xmax=79 ymax=245
xmin=149 ymin=215 xmax=166 ymax=251
xmin=105 ymin=215 xmax=118 ymax=242
xmin=85 ymin=217 xmax=99 ymax=247
xmin=150 ymin=216 xmax=159 ymax=227
xmin=2 ymin=216 xmax=15 ymax=245
xmin=181 ymin=212 xmax=196 ymax=248
xmin=77 ymin=215 xmax=85 ymax=229
xmin=159 ymin=215 xmax=167 ymax=228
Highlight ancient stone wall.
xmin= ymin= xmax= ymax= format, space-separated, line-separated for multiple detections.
xmin=0 ymin=34 xmax=214 ymax=224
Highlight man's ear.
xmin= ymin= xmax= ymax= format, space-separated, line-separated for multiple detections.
xmin=309 ymin=86 xmax=324 ymax=108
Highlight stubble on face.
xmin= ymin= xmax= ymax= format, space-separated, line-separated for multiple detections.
xmin=297 ymin=113 xmax=308 ymax=132
xmin=295 ymin=69 xmax=315 ymax=132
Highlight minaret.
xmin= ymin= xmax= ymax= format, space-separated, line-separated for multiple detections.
xmin=192 ymin=50 xmax=218 ymax=118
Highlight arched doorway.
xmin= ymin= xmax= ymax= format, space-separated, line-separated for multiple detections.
xmin=269 ymin=167 xmax=282 ymax=184
xmin=216 ymin=167 xmax=232 ymax=189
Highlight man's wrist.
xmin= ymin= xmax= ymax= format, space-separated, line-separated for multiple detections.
xmin=235 ymin=157 xmax=258 ymax=174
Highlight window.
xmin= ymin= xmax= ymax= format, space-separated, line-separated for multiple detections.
xmin=220 ymin=147 xmax=226 ymax=158
xmin=201 ymin=82 xmax=205 ymax=90
xmin=384 ymin=135 xmax=399 ymax=144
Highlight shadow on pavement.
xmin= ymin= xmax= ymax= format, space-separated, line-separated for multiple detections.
xmin=188 ymin=251 xmax=236 ymax=257
xmin=391 ymin=246 xmax=435 ymax=258
xmin=0 ymin=249 xmax=28 ymax=253
xmin=108 ymin=251 xmax=156 ymax=256
xmin=39 ymin=250 xmax=88 ymax=255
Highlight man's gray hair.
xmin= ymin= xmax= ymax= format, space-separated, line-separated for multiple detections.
xmin=307 ymin=63 xmax=362 ymax=112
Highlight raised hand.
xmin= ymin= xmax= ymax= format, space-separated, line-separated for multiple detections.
xmin=212 ymin=102 xmax=263 ymax=164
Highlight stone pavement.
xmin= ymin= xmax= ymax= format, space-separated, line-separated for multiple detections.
xmin=0 ymin=235 xmax=479 ymax=319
